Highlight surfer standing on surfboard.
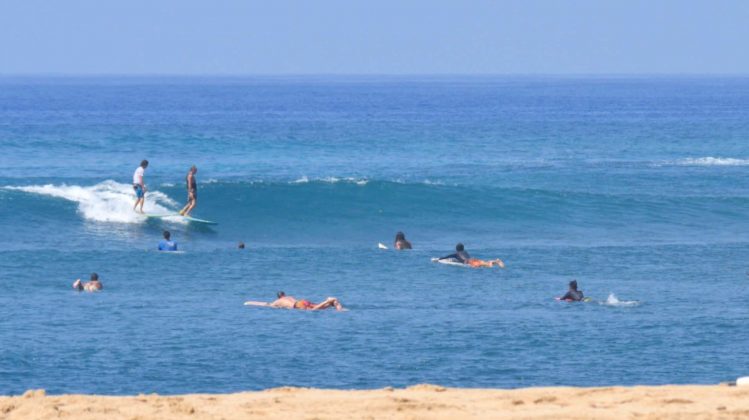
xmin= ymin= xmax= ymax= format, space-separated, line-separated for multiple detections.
xmin=179 ymin=165 xmax=198 ymax=216
xmin=132 ymin=160 xmax=148 ymax=214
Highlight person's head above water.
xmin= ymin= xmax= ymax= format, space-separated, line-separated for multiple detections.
xmin=140 ymin=159 xmax=149 ymax=168
xmin=395 ymin=232 xmax=405 ymax=241
xmin=90 ymin=272 xmax=99 ymax=282
xmin=569 ymin=280 xmax=578 ymax=290
xmin=456 ymin=243 xmax=465 ymax=252
xmin=277 ymin=291 xmax=286 ymax=298
xmin=190 ymin=165 xmax=197 ymax=174
xmin=163 ymin=230 xmax=171 ymax=240
xmin=238 ymin=241 xmax=245 ymax=249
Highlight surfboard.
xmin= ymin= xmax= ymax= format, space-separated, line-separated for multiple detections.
xmin=144 ymin=213 xmax=180 ymax=219
xmin=244 ymin=301 xmax=271 ymax=307
xmin=182 ymin=215 xmax=218 ymax=225
xmin=378 ymin=243 xmax=388 ymax=250
xmin=431 ymin=257 xmax=471 ymax=267
xmin=555 ymin=297 xmax=593 ymax=302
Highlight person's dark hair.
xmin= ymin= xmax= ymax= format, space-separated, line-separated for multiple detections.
xmin=190 ymin=165 xmax=197 ymax=172
xmin=456 ymin=243 xmax=464 ymax=251
xmin=395 ymin=232 xmax=405 ymax=241
xmin=277 ymin=291 xmax=285 ymax=298
xmin=140 ymin=159 xmax=149 ymax=168
xmin=163 ymin=230 xmax=171 ymax=240
xmin=238 ymin=241 xmax=245 ymax=249
xmin=90 ymin=273 xmax=99 ymax=281
xmin=569 ymin=280 xmax=578 ymax=290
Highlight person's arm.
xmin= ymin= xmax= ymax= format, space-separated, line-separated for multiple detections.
xmin=559 ymin=291 xmax=572 ymax=301
xmin=438 ymin=253 xmax=458 ymax=261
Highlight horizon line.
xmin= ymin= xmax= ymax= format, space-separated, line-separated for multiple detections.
xmin=1 ymin=72 xmax=749 ymax=78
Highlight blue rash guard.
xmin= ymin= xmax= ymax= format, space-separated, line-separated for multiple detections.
xmin=158 ymin=240 xmax=178 ymax=251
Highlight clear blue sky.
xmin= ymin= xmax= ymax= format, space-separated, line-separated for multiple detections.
xmin=1 ymin=0 xmax=748 ymax=75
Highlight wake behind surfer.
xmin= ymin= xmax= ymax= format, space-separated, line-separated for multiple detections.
xmin=438 ymin=243 xmax=505 ymax=268
xmin=132 ymin=160 xmax=148 ymax=213
xmin=179 ymin=165 xmax=198 ymax=216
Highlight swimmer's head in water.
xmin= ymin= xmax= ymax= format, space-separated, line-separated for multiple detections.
xmin=140 ymin=159 xmax=149 ymax=168
xmin=163 ymin=230 xmax=171 ymax=240
xmin=456 ymin=243 xmax=465 ymax=251
xmin=238 ymin=242 xmax=245 ymax=249
xmin=395 ymin=232 xmax=405 ymax=241
xmin=569 ymin=280 xmax=578 ymax=290
xmin=90 ymin=272 xmax=99 ymax=281
xmin=277 ymin=291 xmax=285 ymax=298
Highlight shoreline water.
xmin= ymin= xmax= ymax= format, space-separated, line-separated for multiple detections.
xmin=2 ymin=384 xmax=748 ymax=419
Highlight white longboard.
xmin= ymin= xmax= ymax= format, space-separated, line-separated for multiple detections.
xmin=144 ymin=213 xmax=217 ymax=225
xmin=182 ymin=215 xmax=218 ymax=225
xmin=244 ymin=301 xmax=272 ymax=307
xmin=431 ymin=257 xmax=470 ymax=267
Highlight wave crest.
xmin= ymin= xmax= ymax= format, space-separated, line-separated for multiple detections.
xmin=5 ymin=180 xmax=177 ymax=223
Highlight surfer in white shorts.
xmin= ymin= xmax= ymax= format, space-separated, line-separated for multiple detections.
xmin=132 ymin=160 xmax=148 ymax=213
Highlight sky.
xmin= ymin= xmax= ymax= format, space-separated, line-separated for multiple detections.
xmin=0 ymin=0 xmax=748 ymax=75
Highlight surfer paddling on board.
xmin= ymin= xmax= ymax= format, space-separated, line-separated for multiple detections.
xmin=132 ymin=159 xmax=148 ymax=213
xmin=179 ymin=165 xmax=198 ymax=216
xmin=438 ymin=243 xmax=505 ymax=268
xmin=252 ymin=291 xmax=345 ymax=311
xmin=72 ymin=273 xmax=102 ymax=292
xmin=558 ymin=280 xmax=585 ymax=302
xmin=394 ymin=232 xmax=412 ymax=250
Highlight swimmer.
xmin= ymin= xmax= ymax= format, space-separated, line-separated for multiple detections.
xmin=559 ymin=280 xmax=584 ymax=301
xmin=438 ymin=243 xmax=505 ymax=268
xmin=179 ymin=165 xmax=198 ymax=216
xmin=132 ymin=159 xmax=148 ymax=214
xmin=238 ymin=241 xmax=245 ymax=249
xmin=72 ymin=273 xmax=102 ymax=292
xmin=271 ymin=291 xmax=345 ymax=311
xmin=158 ymin=230 xmax=178 ymax=251
xmin=394 ymin=231 xmax=412 ymax=250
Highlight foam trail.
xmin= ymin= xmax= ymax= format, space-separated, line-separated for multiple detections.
xmin=601 ymin=293 xmax=639 ymax=307
xmin=674 ymin=157 xmax=749 ymax=166
xmin=6 ymin=180 xmax=178 ymax=223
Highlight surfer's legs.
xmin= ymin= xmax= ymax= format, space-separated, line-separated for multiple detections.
xmin=311 ymin=297 xmax=344 ymax=311
xmin=179 ymin=198 xmax=196 ymax=216
xmin=134 ymin=197 xmax=144 ymax=213
xmin=468 ymin=258 xmax=505 ymax=268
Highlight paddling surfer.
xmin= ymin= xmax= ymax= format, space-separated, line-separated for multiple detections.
xmin=132 ymin=160 xmax=148 ymax=213
xmin=72 ymin=273 xmax=103 ymax=292
xmin=179 ymin=166 xmax=198 ymax=216
xmin=269 ymin=291 xmax=345 ymax=311
xmin=559 ymin=280 xmax=585 ymax=301
xmin=438 ymin=243 xmax=505 ymax=268
xmin=394 ymin=232 xmax=412 ymax=250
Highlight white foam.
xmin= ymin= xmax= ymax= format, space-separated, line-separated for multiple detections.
xmin=673 ymin=157 xmax=749 ymax=167
xmin=6 ymin=180 xmax=178 ymax=223
xmin=291 ymin=176 xmax=368 ymax=185
xmin=601 ymin=293 xmax=639 ymax=307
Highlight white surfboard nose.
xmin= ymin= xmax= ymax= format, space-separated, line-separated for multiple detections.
xmin=737 ymin=377 xmax=749 ymax=386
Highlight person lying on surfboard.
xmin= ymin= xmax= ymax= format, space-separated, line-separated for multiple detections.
xmin=558 ymin=280 xmax=584 ymax=302
xmin=394 ymin=232 xmax=412 ymax=250
xmin=246 ymin=291 xmax=345 ymax=311
xmin=438 ymin=243 xmax=505 ymax=268
xmin=72 ymin=273 xmax=102 ymax=292
xmin=179 ymin=165 xmax=198 ymax=216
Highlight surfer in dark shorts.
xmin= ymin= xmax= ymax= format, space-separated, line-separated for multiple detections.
xmin=179 ymin=165 xmax=198 ymax=216
xmin=438 ymin=243 xmax=505 ymax=268
xmin=270 ymin=291 xmax=345 ymax=311
xmin=394 ymin=232 xmax=412 ymax=250
xmin=559 ymin=280 xmax=584 ymax=301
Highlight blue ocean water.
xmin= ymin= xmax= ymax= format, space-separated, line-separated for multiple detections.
xmin=1 ymin=76 xmax=748 ymax=395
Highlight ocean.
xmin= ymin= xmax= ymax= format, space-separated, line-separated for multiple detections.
xmin=1 ymin=76 xmax=748 ymax=394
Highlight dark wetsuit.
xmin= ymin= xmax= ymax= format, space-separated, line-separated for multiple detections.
xmin=439 ymin=250 xmax=471 ymax=263
xmin=187 ymin=174 xmax=197 ymax=199
xmin=560 ymin=289 xmax=584 ymax=301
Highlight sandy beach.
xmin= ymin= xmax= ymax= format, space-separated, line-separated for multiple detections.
xmin=2 ymin=384 xmax=748 ymax=419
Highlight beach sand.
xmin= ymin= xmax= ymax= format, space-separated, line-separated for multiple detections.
xmin=2 ymin=384 xmax=748 ymax=419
